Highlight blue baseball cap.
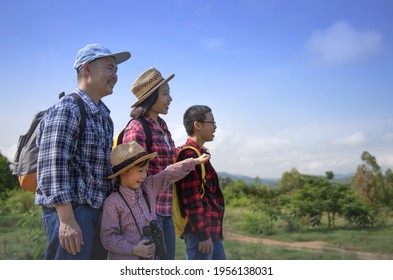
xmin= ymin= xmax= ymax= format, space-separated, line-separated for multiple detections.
xmin=73 ymin=44 xmax=131 ymax=71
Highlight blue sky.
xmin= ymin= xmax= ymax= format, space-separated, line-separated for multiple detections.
xmin=1 ymin=0 xmax=392 ymax=178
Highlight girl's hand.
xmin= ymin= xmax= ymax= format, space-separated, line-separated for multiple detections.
xmin=132 ymin=239 xmax=156 ymax=259
xmin=195 ymin=153 xmax=211 ymax=165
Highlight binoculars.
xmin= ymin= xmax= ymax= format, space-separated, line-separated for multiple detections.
xmin=142 ymin=220 xmax=167 ymax=258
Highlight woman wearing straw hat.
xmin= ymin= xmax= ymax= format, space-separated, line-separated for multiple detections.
xmin=100 ymin=141 xmax=210 ymax=260
xmin=122 ymin=67 xmax=177 ymax=259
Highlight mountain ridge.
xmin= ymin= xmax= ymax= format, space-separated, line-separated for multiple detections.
xmin=218 ymin=171 xmax=355 ymax=186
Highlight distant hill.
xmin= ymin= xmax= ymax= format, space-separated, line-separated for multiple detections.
xmin=218 ymin=172 xmax=355 ymax=186
xmin=218 ymin=172 xmax=279 ymax=186
xmin=331 ymin=173 xmax=355 ymax=183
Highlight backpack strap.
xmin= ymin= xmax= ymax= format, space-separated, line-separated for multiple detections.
xmin=115 ymin=117 xmax=152 ymax=152
xmin=115 ymin=119 xmax=132 ymax=147
xmin=69 ymin=92 xmax=87 ymax=134
xmin=175 ymin=146 xmax=206 ymax=198
xmin=58 ymin=92 xmax=87 ymax=134
xmin=136 ymin=117 xmax=152 ymax=153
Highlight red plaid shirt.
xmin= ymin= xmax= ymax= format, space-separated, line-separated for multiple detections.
xmin=176 ymin=139 xmax=225 ymax=242
xmin=122 ymin=116 xmax=176 ymax=216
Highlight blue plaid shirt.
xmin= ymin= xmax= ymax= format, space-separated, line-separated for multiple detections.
xmin=35 ymin=89 xmax=114 ymax=209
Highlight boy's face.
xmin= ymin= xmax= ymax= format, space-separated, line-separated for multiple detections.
xmin=199 ymin=112 xmax=217 ymax=143
xmin=120 ymin=163 xmax=148 ymax=190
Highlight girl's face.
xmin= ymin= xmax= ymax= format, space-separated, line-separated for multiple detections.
xmin=149 ymin=83 xmax=172 ymax=115
xmin=120 ymin=163 xmax=148 ymax=190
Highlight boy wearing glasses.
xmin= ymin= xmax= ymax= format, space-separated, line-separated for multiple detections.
xmin=174 ymin=105 xmax=226 ymax=260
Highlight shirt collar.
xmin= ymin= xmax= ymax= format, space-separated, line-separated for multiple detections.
xmin=75 ymin=88 xmax=111 ymax=116
xmin=119 ymin=185 xmax=143 ymax=201
xmin=185 ymin=138 xmax=201 ymax=149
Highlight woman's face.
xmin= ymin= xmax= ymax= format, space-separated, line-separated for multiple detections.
xmin=150 ymin=83 xmax=172 ymax=115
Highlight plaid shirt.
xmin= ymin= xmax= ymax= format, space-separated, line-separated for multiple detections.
xmin=100 ymin=158 xmax=195 ymax=260
xmin=35 ymin=89 xmax=114 ymax=208
xmin=176 ymin=139 xmax=225 ymax=242
xmin=122 ymin=116 xmax=176 ymax=216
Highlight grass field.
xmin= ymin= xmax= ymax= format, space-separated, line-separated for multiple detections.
xmin=174 ymin=207 xmax=393 ymax=260
xmin=1 ymin=205 xmax=393 ymax=260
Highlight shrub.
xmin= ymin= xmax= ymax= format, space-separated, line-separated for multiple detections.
xmin=241 ymin=212 xmax=274 ymax=235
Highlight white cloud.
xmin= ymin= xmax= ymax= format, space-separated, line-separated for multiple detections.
xmin=385 ymin=132 xmax=393 ymax=142
xmin=199 ymin=38 xmax=224 ymax=51
xmin=298 ymin=158 xmax=355 ymax=176
xmin=332 ymin=132 xmax=366 ymax=146
xmin=305 ymin=20 xmax=383 ymax=65
xmin=0 ymin=143 xmax=17 ymax=162
xmin=379 ymin=154 xmax=393 ymax=170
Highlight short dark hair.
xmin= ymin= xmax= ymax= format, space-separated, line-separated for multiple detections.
xmin=130 ymin=88 xmax=159 ymax=118
xmin=183 ymin=105 xmax=212 ymax=136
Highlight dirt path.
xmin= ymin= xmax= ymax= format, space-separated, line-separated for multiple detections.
xmin=226 ymin=232 xmax=393 ymax=259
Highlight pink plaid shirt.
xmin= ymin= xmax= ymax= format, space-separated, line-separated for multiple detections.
xmin=100 ymin=158 xmax=195 ymax=260
xmin=122 ymin=116 xmax=176 ymax=216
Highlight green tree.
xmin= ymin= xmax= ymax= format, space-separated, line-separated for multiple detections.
xmin=219 ymin=176 xmax=233 ymax=189
xmin=354 ymin=151 xmax=387 ymax=206
xmin=290 ymin=177 xmax=324 ymax=227
xmin=384 ymin=169 xmax=393 ymax=208
xmin=325 ymin=171 xmax=334 ymax=180
xmin=222 ymin=179 xmax=253 ymax=207
xmin=287 ymin=174 xmax=355 ymax=229
xmin=249 ymin=185 xmax=283 ymax=231
xmin=278 ymin=167 xmax=304 ymax=194
xmin=0 ymin=151 xmax=18 ymax=197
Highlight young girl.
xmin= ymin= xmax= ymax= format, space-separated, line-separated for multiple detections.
xmin=100 ymin=141 xmax=210 ymax=260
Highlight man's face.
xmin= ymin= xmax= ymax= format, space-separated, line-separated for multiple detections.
xmin=87 ymin=56 xmax=118 ymax=97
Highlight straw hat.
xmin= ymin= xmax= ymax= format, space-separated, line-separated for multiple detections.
xmin=131 ymin=67 xmax=175 ymax=107
xmin=108 ymin=141 xmax=157 ymax=179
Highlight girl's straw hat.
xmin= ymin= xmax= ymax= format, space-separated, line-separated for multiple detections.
xmin=131 ymin=67 xmax=175 ymax=107
xmin=108 ymin=141 xmax=157 ymax=179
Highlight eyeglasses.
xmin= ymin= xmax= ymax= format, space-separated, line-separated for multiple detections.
xmin=199 ymin=121 xmax=216 ymax=125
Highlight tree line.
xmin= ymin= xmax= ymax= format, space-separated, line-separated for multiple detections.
xmin=220 ymin=151 xmax=393 ymax=232
xmin=1 ymin=150 xmax=392 ymax=231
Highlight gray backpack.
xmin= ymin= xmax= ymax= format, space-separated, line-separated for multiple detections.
xmin=13 ymin=92 xmax=86 ymax=192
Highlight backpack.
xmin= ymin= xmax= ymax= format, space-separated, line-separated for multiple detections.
xmin=113 ymin=117 xmax=152 ymax=152
xmin=172 ymin=146 xmax=206 ymax=237
xmin=12 ymin=92 xmax=86 ymax=192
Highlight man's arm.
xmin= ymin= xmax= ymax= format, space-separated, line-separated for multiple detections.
xmin=56 ymin=203 xmax=83 ymax=255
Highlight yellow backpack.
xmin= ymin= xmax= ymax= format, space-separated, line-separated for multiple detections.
xmin=172 ymin=146 xmax=206 ymax=237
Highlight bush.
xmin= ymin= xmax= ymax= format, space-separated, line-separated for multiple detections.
xmin=1 ymin=189 xmax=35 ymax=215
xmin=241 ymin=212 xmax=274 ymax=235
xmin=0 ymin=189 xmax=45 ymax=259
xmin=280 ymin=212 xmax=302 ymax=233
xmin=17 ymin=207 xmax=46 ymax=259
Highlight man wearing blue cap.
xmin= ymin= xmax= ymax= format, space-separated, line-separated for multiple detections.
xmin=36 ymin=44 xmax=131 ymax=259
